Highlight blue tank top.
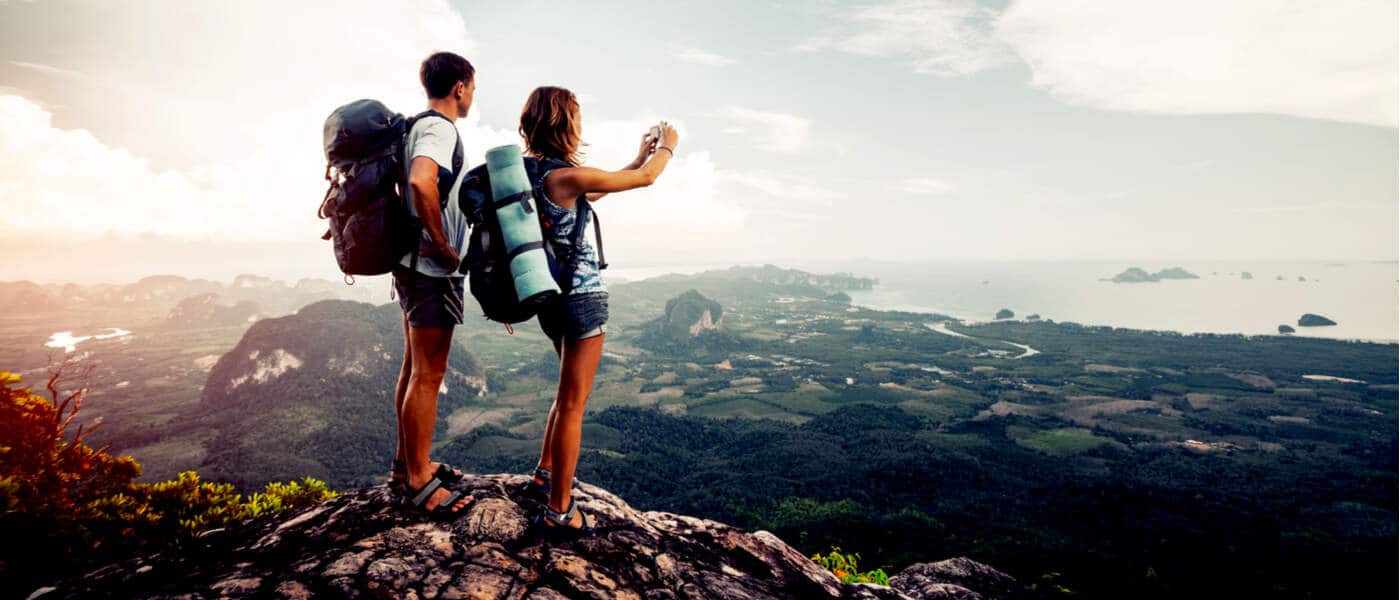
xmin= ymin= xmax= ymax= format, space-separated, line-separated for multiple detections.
xmin=538 ymin=170 xmax=606 ymax=295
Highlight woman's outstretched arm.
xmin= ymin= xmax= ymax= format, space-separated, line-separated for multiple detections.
xmin=548 ymin=124 xmax=680 ymax=208
xmin=586 ymin=131 xmax=660 ymax=201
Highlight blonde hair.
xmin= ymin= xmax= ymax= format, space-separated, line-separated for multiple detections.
xmin=519 ymin=86 xmax=586 ymax=165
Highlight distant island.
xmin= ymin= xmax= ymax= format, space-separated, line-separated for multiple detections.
xmin=1105 ymin=266 xmax=1200 ymax=283
xmin=1241 ymin=271 xmax=1254 ymax=280
xmin=995 ymin=308 xmax=1015 ymax=320
xmin=1298 ymin=313 xmax=1337 ymax=327
xmin=1278 ymin=324 xmax=1296 ymax=334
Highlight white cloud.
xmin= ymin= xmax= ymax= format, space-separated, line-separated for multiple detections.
xmin=796 ymin=0 xmax=1011 ymax=76
xmin=507 ymin=114 xmax=745 ymax=263
xmin=801 ymin=0 xmax=1398 ymax=126
xmin=0 ymin=0 xmax=478 ymax=241
xmin=893 ymin=177 xmax=954 ymax=195
xmin=720 ymin=170 xmax=844 ymax=204
xmin=7 ymin=61 xmax=83 ymax=78
xmin=673 ymin=47 xmax=736 ymax=66
xmin=715 ymin=105 xmax=811 ymax=153
xmin=997 ymin=0 xmax=1399 ymax=127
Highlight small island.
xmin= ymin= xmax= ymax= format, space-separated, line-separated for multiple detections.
xmin=995 ymin=308 xmax=1015 ymax=320
xmin=1241 ymin=271 xmax=1254 ymax=280
xmin=1026 ymin=314 xmax=1042 ymax=321
xmin=1106 ymin=266 xmax=1200 ymax=283
xmin=1278 ymin=324 xmax=1296 ymax=334
xmin=1298 ymin=313 xmax=1337 ymax=327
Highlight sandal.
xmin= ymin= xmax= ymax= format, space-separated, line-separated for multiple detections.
xmin=523 ymin=466 xmax=579 ymax=499
xmin=389 ymin=461 xmax=467 ymax=496
xmin=387 ymin=459 xmax=407 ymax=493
xmin=531 ymin=497 xmax=596 ymax=538
xmin=403 ymin=477 xmax=471 ymax=520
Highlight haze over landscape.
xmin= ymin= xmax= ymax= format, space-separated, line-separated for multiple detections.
xmin=1 ymin=0 xmax=1396 ymax=282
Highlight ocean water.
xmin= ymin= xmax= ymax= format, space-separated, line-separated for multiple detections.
xmin=825 ymin=260 xmax=1399 ymax=342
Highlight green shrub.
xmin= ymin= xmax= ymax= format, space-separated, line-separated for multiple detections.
xmin=811 ymin=547 xmax=890 ymax=585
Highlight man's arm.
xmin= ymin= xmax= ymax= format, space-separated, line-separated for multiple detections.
xmin=407 ymin=156 xmax=459 ymax=270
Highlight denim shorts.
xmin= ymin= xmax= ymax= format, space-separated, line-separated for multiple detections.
xmin=537 ymin=291 xmax=609 ymax=342
xmin=392 ymin=266 xmax=465 ymax=328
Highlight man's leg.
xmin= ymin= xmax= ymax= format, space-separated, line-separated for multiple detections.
xmin=546 ymin=334 xmax=604 ymax=522
xmin=393 ymin=313 xmax=413 ymax=467
xmin=403 ymin=324 xmax=468 ymax=511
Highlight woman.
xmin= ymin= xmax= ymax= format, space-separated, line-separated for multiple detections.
xmin=517 ymin=86 xmax=679 ymax=535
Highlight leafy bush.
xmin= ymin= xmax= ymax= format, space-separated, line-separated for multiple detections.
xmin=812 ymin=547 xmax=889 ymax=585
xmin=0 ymin=368 xmax=335 ymax=591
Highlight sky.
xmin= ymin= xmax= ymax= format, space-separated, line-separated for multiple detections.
xmin=0 ymin=0 xmax=1396 ymax=283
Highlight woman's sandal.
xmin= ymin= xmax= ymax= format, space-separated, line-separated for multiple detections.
xmin=531 ymin=497 xmax=596 ymax=538
xmin=389 ymin=460 xmax=468 ymax=496
xmin=523 ymin=466 xmax=579 ymax=499
xmin=403 ymin=477 xmax=471 ymax=520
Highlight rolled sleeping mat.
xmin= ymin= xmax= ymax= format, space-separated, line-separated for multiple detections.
xmin=484 ymin=144 xmax=560 ymax=306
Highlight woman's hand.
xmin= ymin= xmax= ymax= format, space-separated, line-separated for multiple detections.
xmin=634 ymin=131 xmax=657 ymax=163
xmin=626 ymin=131 xmax=657 ymax=169
xmin=658 ymin=121 xmax=680 ymax=151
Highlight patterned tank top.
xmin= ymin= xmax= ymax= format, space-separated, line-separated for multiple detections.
xmin=538 ymin=170 xmax=606 ymax=295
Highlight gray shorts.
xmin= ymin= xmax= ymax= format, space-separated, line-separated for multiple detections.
xmin=537 ymin=292 xmax=609 ymax=342
xmin=392 ymin=266 xmax=465 ymax=328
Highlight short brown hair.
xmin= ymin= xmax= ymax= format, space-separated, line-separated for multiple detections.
xmin=519 ymin=86 xmax=585 ymax=165
xmin=420 ymin=52 xmax=475 ymax=99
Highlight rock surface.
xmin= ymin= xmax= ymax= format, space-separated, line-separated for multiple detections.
xmin=37 ymin=474 xmax=1020 ymax=599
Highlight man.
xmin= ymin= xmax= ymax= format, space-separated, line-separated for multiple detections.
xmin=390 ymin=51 xmax=476 ymax=516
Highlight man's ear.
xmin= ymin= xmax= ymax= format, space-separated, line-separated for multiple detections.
xmin=454 ymin=81 xmax=465 ymax=100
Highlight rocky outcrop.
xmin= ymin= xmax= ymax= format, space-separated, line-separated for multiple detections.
xmin=1105 ymin=267 xmax=1199 ymax=283
xmin=39 ymin=475 xmax=1020 ymax=600
xmin=1297 ymin=313 xmax=1337 ymax=327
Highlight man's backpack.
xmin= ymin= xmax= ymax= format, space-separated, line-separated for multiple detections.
xmin=319 ymin=99 xmax=459 ymax=280
xmin=459 ymin=156 xmax=607 ymax=324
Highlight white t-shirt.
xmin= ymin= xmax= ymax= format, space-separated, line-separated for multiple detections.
xmin=399 ymin=116 xmax=469 ymax=278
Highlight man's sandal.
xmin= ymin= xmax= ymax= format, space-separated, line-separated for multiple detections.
xmin=524 ymin=466 xmax=579 ymax=499
xmin=389 ymin=460 xmax=467 ymax=496
xmin=403 ymin=477 xmax=471 ymax=519
xmin=531 ymin=497 xmax=596 ymax=538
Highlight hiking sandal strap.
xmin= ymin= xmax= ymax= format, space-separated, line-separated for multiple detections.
xmin=435 ymin=462 xmax=465 ymax=482
xmin=533 ymin=467 xmax=551 ymax=481
xmin=409 ymin=478 xmax=444 ymax=507
xmin=545 ymin=498 xmax=578 ymax=526
xmin=435 ymin=490 xmax=465 ymax=513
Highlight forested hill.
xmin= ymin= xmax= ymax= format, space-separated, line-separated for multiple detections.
xmin=193 ymin=300 xmax=485 ymax=491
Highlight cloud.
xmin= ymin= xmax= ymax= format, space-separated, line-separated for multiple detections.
xmin=796 ymin=0 xmax=1011 ymax=76
xmin=7 ymin=61 xmax=83 ymax=78
xmin=673 ymin=47 xmax=736 ymax=66
xmin=715 ymin=105 xmax=811 ymax=153
xmin=720 ymin=170 xmax=844 ymax=204
xmin=0 ymin=0 xmax=478 ymax=242
xmin=998 ymin=0 xmax=1398 ymax=127
xmin=800 ymin=0 xmax=1399 ymax=126
xmin=892 ymin=177 xmax=954 ymax=195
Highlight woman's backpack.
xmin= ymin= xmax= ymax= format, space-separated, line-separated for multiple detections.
xmin=319 ymin=99 xmax=458 ymax=280
xmin=459 ymin=157 xmax=607 ymax=324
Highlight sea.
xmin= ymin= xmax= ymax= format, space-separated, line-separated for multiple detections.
xmin=612 ymin=260 xmax=1399 ymax=343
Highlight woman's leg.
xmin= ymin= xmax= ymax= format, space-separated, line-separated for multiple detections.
xmin=546 ymin=333 xmax=604 ymax=520
xmin=533 ymin=337 xmax=565 ymax=481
